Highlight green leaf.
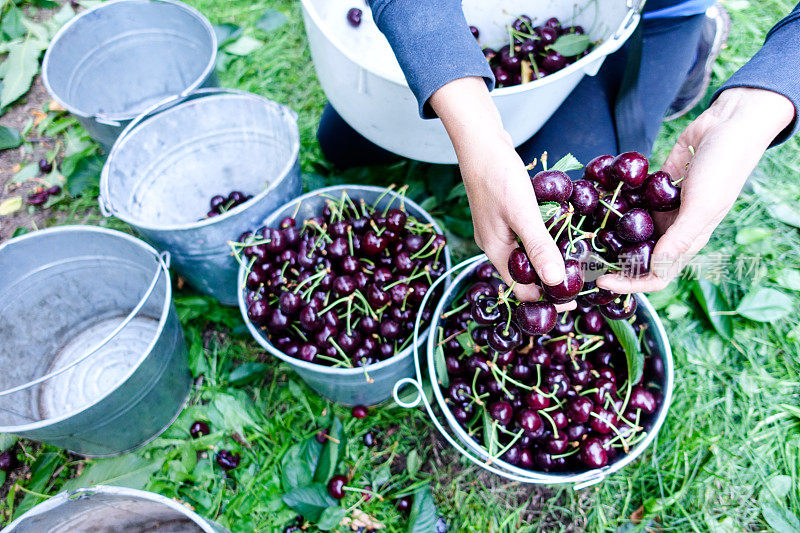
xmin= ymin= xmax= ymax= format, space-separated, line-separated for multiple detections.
xmin=371 ymin=462 xmax=391 ymax=488
xmin=66 ymin=154 xmax=105 ymax=196
xmin=406 ymin=449 xmax=421 ymax=478
xmin=0 ymin=126 xmax=22 ymax=150
xmin=538 ymin=201 xmax=561 ymax=222
xmin=550 ymin=33 xmax=591 ymax=57
xmin=482 ymin=410 xmax=498 ymax=457
xmin=256 ymin=9 xmax=289 ymax=33
xmin=207 ymin=392 xmax=262 ymax=434
xmin=442 ymin=215 xmax=473 ymax=238
xmin=692 ymin=280 xmax=734 ymax=340
xmin=281 ymin=483 xmax=338 ymax=523
xmin=228 ymin=362 xmax=268 ymax=386
xmin=0 ymin=196 xmax=23 ymax=216
xmin=761 ymin=502 xmax=800 ymax=533
xmin=433 ymin=345 xmax=449 ymax=387
xmin=0 ymin=434 xmax=17 ymax=451
xmin=605 ymin=316 xmax=644 ymax=385
xmin=61 ymin=454 xmax=164 ymax=492
xmin=775 ymin=269 xmax=800 ymax=292
xmin=313 ymin=418 xmax=343 ymax=483
xmin=0 ymin=38 xmax=46 ymax=109
xmin=446 ymin=182 xmax=467 ymax=202
xmin=282 ymin=438 xmax=322 ymax=491
xmin=224 ymin=35 xmax=264 ymax=56
xmin=549 ymin=153 xmax=583 ymax=173
xmin=317 ymin=506 xmax=346 ymax=530
xmin=735 ymin=287 xmax=792 ymax=322
xmin=768 ymin=202 xmax=800 ymax=229
xmin=735 ymin=227 xmax=772 ymax=245
xmin=213 ymin=23 xmax=242 ymax=48
xmin=1 ymin=5 xmax=26 ymax=41
xmin=13 ymin=452 xmax=61 ymax=519
xmin=408 ymin=486 xmax=439 ymax=533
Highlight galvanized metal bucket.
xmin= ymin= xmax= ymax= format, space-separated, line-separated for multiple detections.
xmin=42 ymin=0 xmax=218 ymax=149
xmin=393 ymin=255 xmax=674 ymax=488
xmin=238 ymin=185 xmax=452 ymax=406
xmin=0 ymin=226 xmax=190 ymax=457
xmin=99 ymin=88 xmax=302 ymax=306
xmin=1 ymin=485 xmax=228 ymax=532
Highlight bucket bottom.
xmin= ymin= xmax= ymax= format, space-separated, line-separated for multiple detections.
xmin=39 ymin=316 xmax=159 ymax=420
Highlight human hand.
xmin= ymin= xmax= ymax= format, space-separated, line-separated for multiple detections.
xmin=598 ymin=87 xmax=795 ymax=294
xmin=429 ymin=77 xmax=567 ymax=302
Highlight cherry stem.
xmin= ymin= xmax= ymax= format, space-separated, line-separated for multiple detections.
xmin=442 ymin=300 xmax=469 ymax=319
xmin=599 ymin=182 xmax=625 ymax=230
xmin=539 ymin=409 xmax=560 ymax=439
xmin=487 ymin=429 xmax=525 ymax=466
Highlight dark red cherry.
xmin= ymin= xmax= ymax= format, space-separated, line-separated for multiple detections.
xmin=525 ymin=389 xmax=551 ymax=410
xmin=299 ymin=306 xmax=322 ymax=332
xmin=629 ymin=386 xmax=657 ymax=413
xmin=488 ymin=323 xmax=522 ymax=352
xmin=611 ymin=152 xmax=649 ymax=188
xmin=527 ymin=346 xmax=550 ymax=367
xmin=589 ymin=407 xmax=617 ymax=434
xmin=584 ymin=155 xmax=615 ymax=189
xmin=545 ymin=433 xmax=569 ymax=454
xmin=534 ymin=26 xmax=558 ymax=49
xmin=470 ymin=25 xmax=480 ymax=39
xmin=569 ymin=180 xmax=599 ymax=215
xmin=189 ymin=420 xmax=210 ymax=439
xmin=247 ymin=300 xmax=270 ymax=325
xmin=616 ymin=208 xmax=654 ymax=242
xmin=519 ymin=448 xmax=535 ymax=469
xmin=362 ymin=231 xmax=387 ymax=256
xmin=566 ymin=396 xmax=594 ymax=423
xmin=396 ymin=496 xmax=413 ymax=513
xmin=619 ymin=241 xmax=654 ymax=277
xmin=532 ymin=170 xmax=573 ymax=203
xmin=643 ymin=170 xmax=680 ymax=211
xmin=351 ymin=405 xmax=368 ymax=419
xmin=511 ymin=14 xmax=532 ymax=31
xmin=493 ymin=66 xmax=511 ymax=86
xmin=595 ymin=194 xmax=629 ymax=225
xmin=580 ymin=437 xmax=608 ymax=468
xmin=593 ymin=378 xmax=618 ymax=404
xmin=448 ymin=380 xmax=473 ymax=402
xmin=541 ymin=51 xmax=567 ymax=71
xmin=514 ymin=302 xmax=557 ymax=335
xmin=508 ymin=247 xmax=538 ymax=284
xmin=327 ymin=474 xmax=347 ymax=499
xmin=579 ymin=309 xmax=604 ymax=333
xmin=475 ymin=262 xmax=496 ymax=280
xmin=346 ymin=7 xmax=362 ymax=27
xmin=566 ymin=423 xmax=588 ymax=442
xmin=488 ymin=401 xmax=513 ymax=425
xmin=541 ymin=259 xmax=584 ymax=303
xmin=596 ymin=229 xmax=625 ymax=257
xmin=216 ymin=450 xmax=240 ymax=470
xmin=502 ymin=445 xmax=521 ymax=465
xmin=333 ymin=275 xmax=356 ymax=296
xmin=471 ymin=297 xmax=501 ymax=325
xmin=516 ymin=409 xmax=543 ymax=434
xmin=600 ymin=295 xmax=637 ymax=320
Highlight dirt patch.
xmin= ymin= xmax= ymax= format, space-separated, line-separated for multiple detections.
xmin=0 ymin=75 xmax=66 ymax=243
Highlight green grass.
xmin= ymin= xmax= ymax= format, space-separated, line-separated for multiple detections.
xmin=2 ymin=0 xmax=800 ymax=531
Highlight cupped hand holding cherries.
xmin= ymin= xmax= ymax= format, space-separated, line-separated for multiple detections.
xmin=506 ymin=151 xmax=681 ymax=323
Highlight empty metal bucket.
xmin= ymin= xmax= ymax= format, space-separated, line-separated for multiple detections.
xmin=238 ymin=185 xmax=452 ymax=406
xmin=42 ymin=0 xmax=217 ymax=148
xmin=0 ymin=226 xmax=190 ymax=457
xmin=1 ymin=485 xmax=228 ymax=532
xmin=99 ymin=88 xmax=302 ymax=306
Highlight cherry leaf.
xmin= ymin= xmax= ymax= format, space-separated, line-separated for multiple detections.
xmin=605 ymin=315 xmax=644 ymax=386
xmin=549 ymin=34 xmax=591 ymax=57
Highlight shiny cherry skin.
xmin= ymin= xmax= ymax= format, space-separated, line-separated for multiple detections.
xmin=619 ymin=241 xmax=654 ymax=277
xmin=616 ymin=208 xmax=654 ymax=242
xmin=515 ymin=302 xmax=557 ymax=335
xmin=583 ymin=155 xmax=615 ymax=189
xmin=327 ymin=474 xmax=347 ymax=499
xmin=611 ymin=151 xmax=649 ymax=188
xmin=644 ymin=170 xmax=680 ymax=211
xmin=351 ymin=405 xmax=368 ymax=419
xmin=542 ymin=259 xmax=584 ymax=303
xmin=532 ymin=170 xmax=573 ymax=203
xmin=508 ymin=247 xmax=538 ymax=284
xmin=629 ymin=386 xmax=657 ymax=413
xmin=569 ymin=180 xmax=599 ymax=215
xmin=189 ymin=420 xmax=210 ymax=439
xmin=488 ymin=401 xmax=513 ymax=425
xmin=471 ymin=297 xmax=501 ymax=324
xmin=580 ymin=437 xmax=608 ymax=468
xmin=216 ymin=450 xmax=240 ymax=471
xmin=488 ymin=323 xmax=522 ymax=352
xmin=600 ymin=295 xmax=638 ymax=320
xmin=346 ymin=7 xmax=362 ymax=27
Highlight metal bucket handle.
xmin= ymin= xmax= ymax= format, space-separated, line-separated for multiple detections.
xmin=0 ymin=250 xmax=171 ymax=399
xmin=98 ymin=87 xmax=299 ymax=218
xmin=392 ymin=255 xmax=606 ymax=488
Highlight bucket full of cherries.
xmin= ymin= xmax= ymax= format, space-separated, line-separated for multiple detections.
xmin=393 ymin=151 xmax=677 ymax=486
xmin=235 ymin=185 xmax=451 ymax=406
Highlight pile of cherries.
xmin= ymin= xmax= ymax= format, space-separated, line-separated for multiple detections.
xmin=189 ymin=420 xmax=240 ymax=471
xmin=237 ymin=190 xmax=447 ymax=368
xmin=205 ymin=190 xmax=253 ymax=219
xmin=438 ymin=261 xmax=664 ymax=471
xmin=507 ymin=151 xmax=681 ymax=321
xmin=473 ymin=15 xmax=594 ymax=88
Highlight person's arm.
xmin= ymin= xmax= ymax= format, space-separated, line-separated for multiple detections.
xmin=368 ymin=1 xmax=567 ymax=296
xmin=598 ymin=4 xmax=800 ymax=294
xmin=429 ymin=78 xmax=566 ymax=299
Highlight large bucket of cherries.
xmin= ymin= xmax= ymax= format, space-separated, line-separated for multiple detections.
xmin=236 ymin=185 xmax=451 ymax=406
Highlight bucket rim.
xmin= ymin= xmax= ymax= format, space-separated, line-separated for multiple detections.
xmin=423 ymin=257 xmax=674 ymax=484
xmin=99 ymin=90 xmax=300 ymax=232
xmin=0 ymin=225 xmax=175 ymax=433
xmin=0 ymin=485 xmax=221 ymax=533
xmin=300 ymin=0 xmax=639 ymax=93
xmin=237 ymin=184 xmax=452 ymax=378
xmin=42 ymin=0 xmax=218 ymax=123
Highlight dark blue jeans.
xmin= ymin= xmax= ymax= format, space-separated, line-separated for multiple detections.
xmin=317 ymin=15 xmax=706 ymax=169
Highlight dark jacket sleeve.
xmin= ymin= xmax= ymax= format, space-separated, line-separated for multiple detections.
xmin=712 ymin=3 xmax=800 ymax=145
xmin=368 ymin=0 xmax=495 ymax=119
